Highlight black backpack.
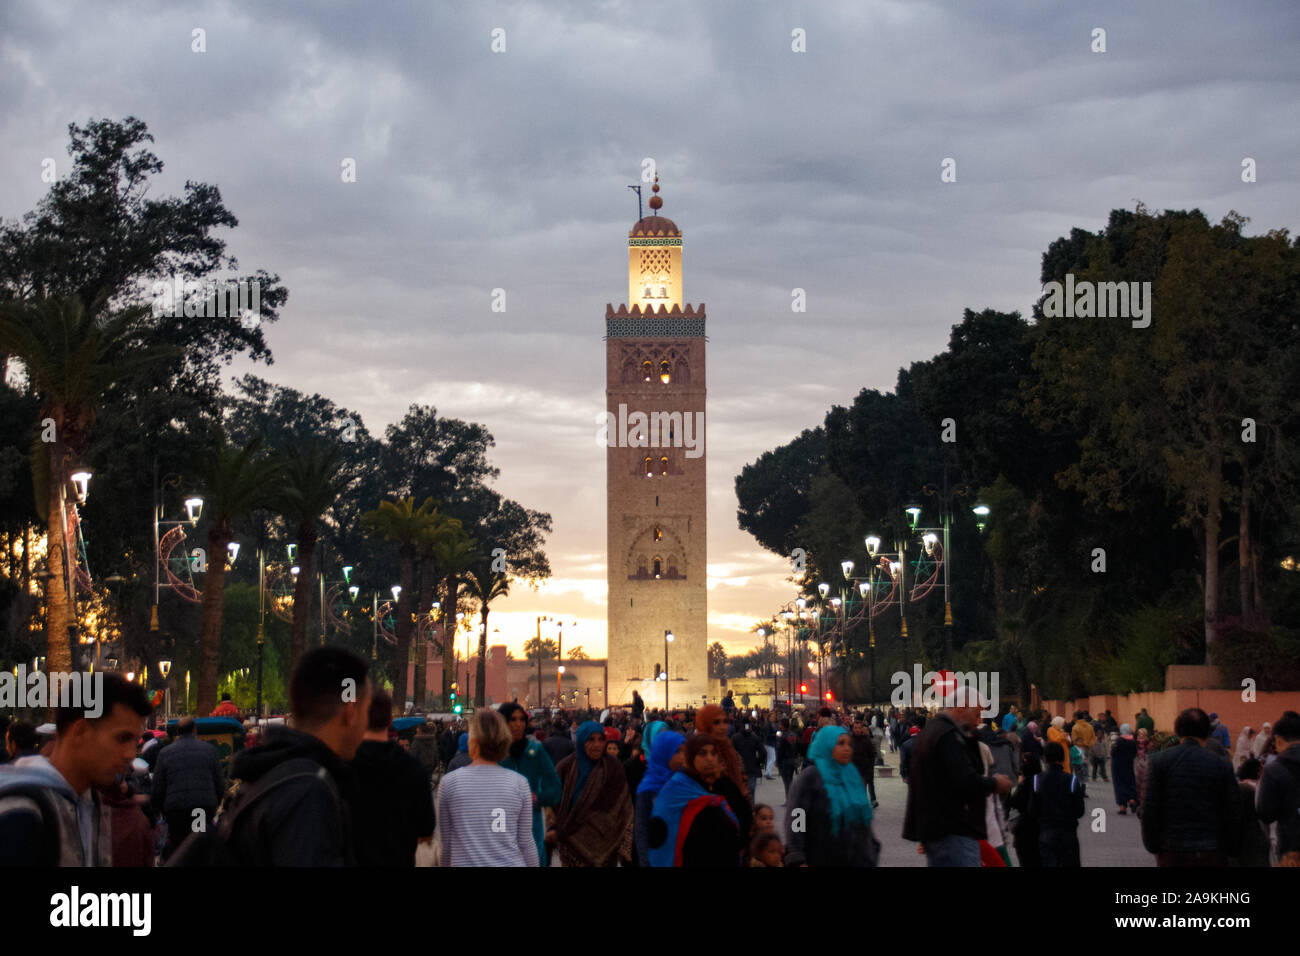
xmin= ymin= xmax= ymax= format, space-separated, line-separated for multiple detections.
xmin=166 ymin=758 xmax=338 ymax=867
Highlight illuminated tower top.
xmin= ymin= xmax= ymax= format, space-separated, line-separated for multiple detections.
xmin=627 ymin=174 xmax=683 ymax=312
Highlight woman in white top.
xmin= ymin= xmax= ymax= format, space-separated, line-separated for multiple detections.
xmin=437 ymin=708 xmax=538 ymax=867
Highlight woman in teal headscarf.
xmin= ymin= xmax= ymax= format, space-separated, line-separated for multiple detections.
xmin=498 ymin=703 xmax=562 ymax=866
xmin=784 ymin=724 xmax=880 ymax=866
xmin=641 ymin=721 xmax=668 ymax=762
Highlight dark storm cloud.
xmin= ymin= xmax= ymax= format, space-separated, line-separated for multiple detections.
xmin=2 ymin=0 xmax=1296 ymax=650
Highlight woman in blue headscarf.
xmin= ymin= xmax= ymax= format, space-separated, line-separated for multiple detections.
xmin=634 ymin=730 xmax=685 ymax=864
xmin=551 ymin=721 xmax=633 ymax=866
xmin=784 ymin=724 xmax=880 ymax=866
xmin=647 ymin=734 xmax=747 ymax=867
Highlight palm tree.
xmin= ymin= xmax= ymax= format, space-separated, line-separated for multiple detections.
xmin=464 ymin=556 xmax=510 ymax=706
xmin=429 ymin=529 xmax=476 ymax=706
xmin=275 ymin=441 xmax=350 ymax=672
xmin=194 ymin=430 xmax=279 ymax=714
xmin=0 ymin=295 xmax=170 ymax=672
xmin=414 ymin=511 xmax=465 ymax=708
xmin=361 ymin=497 xmax=438 ymax=713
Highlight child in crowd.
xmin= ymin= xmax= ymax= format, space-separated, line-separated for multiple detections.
xmin=748 ymin=832 xmax=785 ymax=867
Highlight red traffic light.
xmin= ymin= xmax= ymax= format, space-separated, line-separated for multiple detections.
xmin=825 ymin=692 xmax=833 ymax=701
xmin=799 ymin=684 xmax=808 ymax=694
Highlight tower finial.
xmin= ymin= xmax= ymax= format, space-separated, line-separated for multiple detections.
xmin=648 ymin=172 xmax=662 ymax=212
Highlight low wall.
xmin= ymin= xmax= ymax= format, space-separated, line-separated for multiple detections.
xmin=1039 ymin=680 xmax=1300 ymax=735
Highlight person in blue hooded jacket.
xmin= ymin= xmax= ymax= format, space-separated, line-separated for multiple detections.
xmin=497 ymin=702 xmax=561 ymax=866
xmin=784 ymin=724 xmax=880 ymax=866
xmin=648 ymin=734 xmax=748 ymax=867
xmin=635 ymin=729 xmax=685 ymax=864
xmin=445 ymin=732 xmax=472 ymax=773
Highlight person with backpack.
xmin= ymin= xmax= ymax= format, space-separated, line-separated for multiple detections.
xmin=171 ymin=647 xmax=371 ymax=867
xmin=1255 ymin=711 xmax=1300 ymax=865
xmin=0 ymin=672 xmax=153 ymax=866
xmin=1027 ymin=742 xmax=1086 ymax=866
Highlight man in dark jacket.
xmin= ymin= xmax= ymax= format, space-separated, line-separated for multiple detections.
xmin=732 ymin=722 xmax=767 ymax=800
xmin=902 ymin=692 xmax=1011 ymax=866
xmin=220 ymin=647 xmax=371 ymax=866
xmin=543 ymin=717 xmax=574 ymax=766
xmin=152 ymin=716 xmax=225 ymax=860
xmin=349 ymin=689 xmax=435 ymax=866
xmin=899 ymin=726 xmax=919 ymax=782
xmin=1256 ymin=711 xmax=1300 ymax=863
xmin=1028 ymin=742 xmax=1085 ymax=866
xmin=850 ymin=719 xmax=878 ymax=807
xmin=1141 ymin=707 xmax=1242 ymax=866
xmin=408 ymin=720 xmax=440 ymax=784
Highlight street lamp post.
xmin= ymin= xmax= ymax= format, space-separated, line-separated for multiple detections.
xmin=159 ymin=659 xmax=173 ymax=721
xmin=912 ymin=474 xmax=991 ymax=667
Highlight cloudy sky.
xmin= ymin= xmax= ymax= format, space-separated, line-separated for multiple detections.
xmin=2 ymin=0 xmax=1297 ymax=658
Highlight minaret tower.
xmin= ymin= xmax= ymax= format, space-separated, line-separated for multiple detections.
xmin=604 ymin=176 xmax=708 ymax=708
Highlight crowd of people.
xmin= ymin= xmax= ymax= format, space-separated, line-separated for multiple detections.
xmin=2 ymin=649 xmax=1299 ymax=869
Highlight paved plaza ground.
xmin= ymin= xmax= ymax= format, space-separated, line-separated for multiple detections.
xmin=762 ymin=737 xmax=1154 ymax=867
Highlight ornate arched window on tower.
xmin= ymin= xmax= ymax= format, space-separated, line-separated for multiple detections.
xmin=660 ymin=456 xmax=669 ymax=476
xmin=653 ymin=526 xmax=662 ymax=541
xmin=643 ymin=456 xmax=653 ymax=478
xmin=642 ymin=360 xmax=653 ymax=383
xmin=659 ymin=360 xmax=671 ymax=384
xmin=653 ymin=556 xmax=662 ymax=579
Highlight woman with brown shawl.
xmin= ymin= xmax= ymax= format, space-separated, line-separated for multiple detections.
xmin=551 ymin=721 xmax=634 ymax=866
xmin=694 ymin=704 xmax=749 ymax=801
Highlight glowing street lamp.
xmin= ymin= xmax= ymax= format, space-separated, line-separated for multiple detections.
xmin=287 ymin=543 xmax=298 ymax=562
xmin=348 ymin=585 xmax=360 ymax=602
xmin=342 ymin=565 xmax=353 ymax=584
xmin=905 ymin=506 xmax=922 ymax=530
xmin=226 ymin=541 xmax=240 ymax=566
xmin=185 ymin=496 xmax=204 ymax=525
xmin=840 ymin=559 xmax=854 ymax=579
xmin=391 ymin=584 xmax=401 ymax=601
xmin=864 ymin=535 xmax=881 ymax=557
xmin=70 ymin=469 xmax=92 ymax=504
xmin=817 ymin=582 xmax=830 ymax=600
xmin=972 ymin=504 xmax=991 ymax=533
